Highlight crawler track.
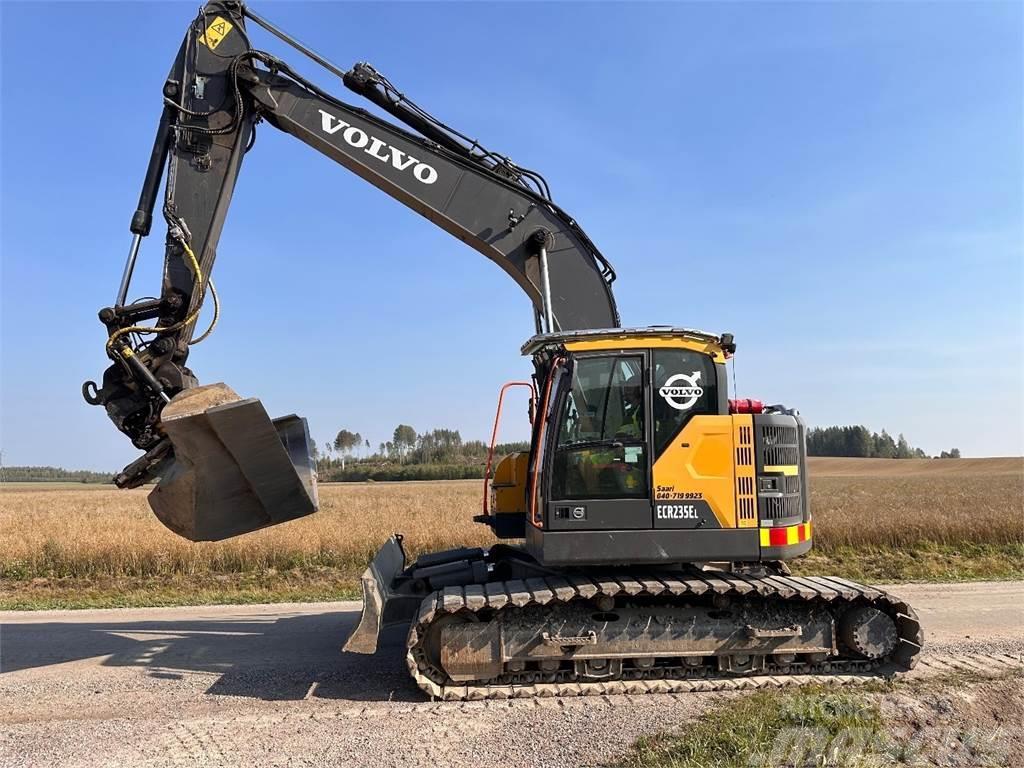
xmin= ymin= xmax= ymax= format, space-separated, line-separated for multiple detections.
xmin=407 ymin=571 xmax=924 ymax=700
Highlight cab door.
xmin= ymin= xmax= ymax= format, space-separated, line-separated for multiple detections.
xmin=544 ymin=353 xmax=653 ymax=530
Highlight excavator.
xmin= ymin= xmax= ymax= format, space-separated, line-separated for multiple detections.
xmin=84 ymin=2 xmax=923 ymax=699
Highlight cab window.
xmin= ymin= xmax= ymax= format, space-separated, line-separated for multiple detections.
xmin=652 ymin=349 xmax=718 ymax=455
xmin=550 ymin=355 xmax=648 ymax=500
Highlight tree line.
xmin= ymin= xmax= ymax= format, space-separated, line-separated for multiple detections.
xmin=315 ymin=424 xmax=530 ymax=481
xmin=1 ymin=466 xmax=113 ymax=483
xmin=321 ymin=424 xmax=529 ymax=465
xmin=2 ymin=423 xmax=962 ymax=486
xmin=325 ymin=423 xmax=962 ymax=467
xmin=806 ymin=426 xmax=959 ymax=459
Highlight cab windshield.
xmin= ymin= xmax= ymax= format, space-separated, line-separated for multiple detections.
xmin=550 ymin=355 xmax=648 ymax=499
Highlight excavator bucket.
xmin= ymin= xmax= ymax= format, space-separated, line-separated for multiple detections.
xmin=149 ymin=383 xmax=318 ymax=542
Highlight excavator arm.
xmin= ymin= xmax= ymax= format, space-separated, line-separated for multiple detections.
xmin=84 ymin=1 xmax=618 ymax=541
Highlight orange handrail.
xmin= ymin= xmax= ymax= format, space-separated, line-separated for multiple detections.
xmin=482 ymin=381 xmax=536 ymax=515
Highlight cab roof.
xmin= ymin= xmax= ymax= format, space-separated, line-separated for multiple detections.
xmin=521 ymin=326 xmax=734 ymax=361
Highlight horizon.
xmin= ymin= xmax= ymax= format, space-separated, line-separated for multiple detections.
xmin=5 ymin=436 xmax=1021 ymax=476
xmin=2 ymin=2 xmax=1022 ymax=471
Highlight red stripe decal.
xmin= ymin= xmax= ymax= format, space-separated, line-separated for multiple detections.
xmin=769 ymin=527 xmax=788 ymax=547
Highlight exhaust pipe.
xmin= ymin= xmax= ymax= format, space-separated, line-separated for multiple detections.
xmin=149 ymin=383 xmax=318 ymax=541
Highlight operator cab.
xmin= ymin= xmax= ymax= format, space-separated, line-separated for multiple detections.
xmin=481 ymin=327 xmax=810 ymax=568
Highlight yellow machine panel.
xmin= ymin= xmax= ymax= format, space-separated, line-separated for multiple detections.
xmin=732 ymin=414 xmax=757 ymax=528
xmin=763 ymin=464 xmax=799 ymax=475
xmin=652 ymin=416 xmax=737 ymax=528
xmin=563 ymin=335 xmax=727 ymax=362
xmin=490 ymin=451 xmax=529 ymax=516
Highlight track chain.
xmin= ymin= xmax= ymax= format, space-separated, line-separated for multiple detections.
xmin=406 ymin=571 xmax=924 ymax=701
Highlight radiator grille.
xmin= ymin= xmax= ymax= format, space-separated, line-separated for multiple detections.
xmin=755 ymin=417 xmax=806 ymax=527
xmin=763 ymin=495 xmax=802 ymax=520
xmin=760 ymin=424 xmax=800 ymax=467
xmin=735 ymin=424 xmax=754 ymax=467
xmin=734 ymin=424 xmax=756 ymax=526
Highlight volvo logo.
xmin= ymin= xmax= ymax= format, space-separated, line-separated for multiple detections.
xmin=318 ymin=109 xmax=439 ymax=185
xmin=659 ymin=371 xmax=704 ymax=411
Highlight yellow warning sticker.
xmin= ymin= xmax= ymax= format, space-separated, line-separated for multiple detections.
xmin=199 ymin=16 xmax=233 ymax=50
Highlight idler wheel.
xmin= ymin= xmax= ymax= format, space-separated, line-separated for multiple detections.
xmin=839 ymin=605 xmax=898 ymax=659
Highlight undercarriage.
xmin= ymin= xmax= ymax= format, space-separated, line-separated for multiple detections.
xmin=347 ymin=537 xmax=924 ymax=701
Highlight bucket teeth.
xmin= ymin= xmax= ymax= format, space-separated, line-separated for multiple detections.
xmin=148 ymin=383 xmax=318 ymax=542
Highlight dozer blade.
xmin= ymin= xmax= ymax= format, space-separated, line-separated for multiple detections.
xmin=149 ymin=383 xmax=318 ymax=542
xmin=344 ymin=535 xmax=411 ymax=655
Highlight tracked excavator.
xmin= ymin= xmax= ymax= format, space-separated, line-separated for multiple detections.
xmin=84 ymin=2 xmax=923 ymax=699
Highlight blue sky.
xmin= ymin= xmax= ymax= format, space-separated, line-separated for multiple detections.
xmin=1 ymin=1 xmax=1021 ymax=471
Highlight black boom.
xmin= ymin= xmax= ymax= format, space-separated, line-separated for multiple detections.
xmin=85 ymin=0 xmax=619 ymax=508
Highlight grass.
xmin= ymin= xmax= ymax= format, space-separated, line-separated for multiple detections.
xmin=794 ymin=541 xmax=1024 ymax=583
xmin=805 ymin=473 xmax=1023 ymax=548
xmin=613 ymin=668 xmax=1024 ymax=768
xmin=795 ymin=470 xmax=1024 ymax=582
xmin=616 ymin=687 xmax=890 ymax=768
xmin=1 ymin=459 xmax=1021 ymax=609
xmin=0 ymin=570 xmax=360 ymax=610
xmin=0 ymin=481 xmax=493 ymax=609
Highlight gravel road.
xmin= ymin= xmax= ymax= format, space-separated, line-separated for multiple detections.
xmin=1 ymin=581 xmax=1021 ymax=768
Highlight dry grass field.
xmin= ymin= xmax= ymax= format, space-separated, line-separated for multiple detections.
xmin=806 ymin=458 xmax=1023 ymax=547
xmin=807 ymin=456 xmax=1022 ymax=477
xmin=1 ymin=458 xmax=1021 ymax=608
